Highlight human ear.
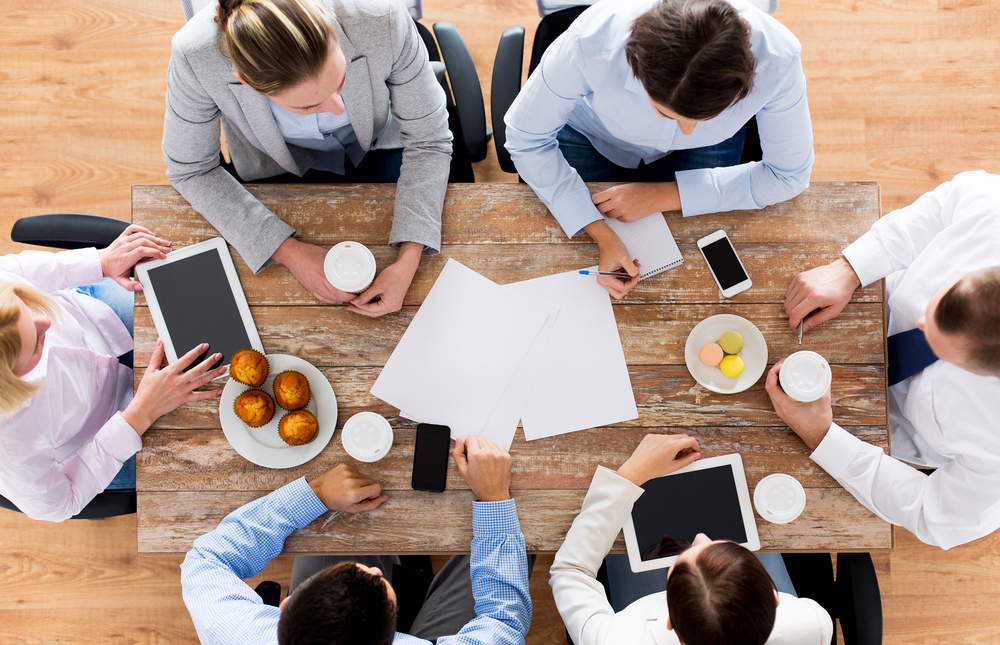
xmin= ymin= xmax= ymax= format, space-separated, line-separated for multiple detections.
xmin=233 ymin=72 xmax=248 ymax=86
xmin=917 ymin=316 xmax=925 ymax=331
xmin=279 ymin=595 xmax=290 ymax=611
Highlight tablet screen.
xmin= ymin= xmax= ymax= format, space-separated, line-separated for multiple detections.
xmin=145 ymin=249 xmax=253 ymax=370
xmin=632 ymin=465 xmax=749 ymax=562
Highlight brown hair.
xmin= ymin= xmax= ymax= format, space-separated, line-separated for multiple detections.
xmin=934 ymin=266 xmax=1000 ymax=376
xmin=0 ymin=282 xmax=59 ymax=417
xmin=625 ymin=0 xmax=755 ymax=120
xmin=666 ymin=542 xmax=777 ymax=645
xmin=277 ymin=562 xmax=396 ymax=645
xmin=217 ymin=0 xmax=338 ymax=95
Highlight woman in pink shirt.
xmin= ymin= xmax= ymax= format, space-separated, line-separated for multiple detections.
xmin=0 ymin=225 xmax=227 ymax=521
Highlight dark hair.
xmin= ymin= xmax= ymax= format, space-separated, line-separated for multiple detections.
xmin=934 ymin=266 xmax=1000 ymax=376
xmin=625 ymin=0 xmax=755 ymax=120
xmin=666 ymin=542 xmax=777 ymax=645
xmin=277 ymin=562 xmax=396 ymax=645
xmin=217 ymin=0 xmax=337 ymax=95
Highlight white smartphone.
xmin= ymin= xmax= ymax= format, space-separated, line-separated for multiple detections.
xmin=697 ymin=230 xmax=752 ymax=298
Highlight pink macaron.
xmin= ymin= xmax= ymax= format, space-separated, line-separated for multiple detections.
xmin=699 ymin=342 xmax=724 ymax=367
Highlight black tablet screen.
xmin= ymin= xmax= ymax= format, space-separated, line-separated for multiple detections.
xmin=632 ymin=465 xmax=748 ymax=561
xmin=146 ymin=249 xmax=253 ymax=370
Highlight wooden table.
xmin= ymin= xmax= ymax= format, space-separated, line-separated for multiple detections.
xmin=132 ymin=182 xmax=891 ymax=554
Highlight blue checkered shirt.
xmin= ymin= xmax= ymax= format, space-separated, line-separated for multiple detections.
xmin=180 ymin=477 xmax=532 ymax=645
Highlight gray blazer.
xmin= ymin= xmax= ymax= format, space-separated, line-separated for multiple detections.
xmin=162 ymin=0 xmax=452 ymax=272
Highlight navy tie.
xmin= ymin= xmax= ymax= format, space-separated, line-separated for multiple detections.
xmin=887 ymin=328 xmax=939 ymax=387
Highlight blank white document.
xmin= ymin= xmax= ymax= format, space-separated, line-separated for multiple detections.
xmin=372 ymin=259 xmax=550 ymax=441
xmin=505 ymin=271 xmax=637 ymax=441
xmin=605 ymin=213 xmax=684 ymax=279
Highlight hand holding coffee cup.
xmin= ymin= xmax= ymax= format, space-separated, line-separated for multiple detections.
xmin=324 ymin=242 xmax=377 ymax=294
xmin=764 ymin=353 xmax=834 ymax=450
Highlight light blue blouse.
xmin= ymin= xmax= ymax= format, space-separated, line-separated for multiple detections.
xmin=504 ymin=0 xmax=815 ymax=238
xmin=267 ymin=100 xmax=365 ymax=175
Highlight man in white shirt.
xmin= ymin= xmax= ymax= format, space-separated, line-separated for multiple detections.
xmin=768 ymin=170 xmax=1000 ymax=549
xmin=505 ymin=0 xmax=813 ymax=299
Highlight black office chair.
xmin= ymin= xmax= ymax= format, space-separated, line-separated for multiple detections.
xmin=490 ymin=6 xmax=764 ymax=176
xmin=782 ymin=552 xmax=884 ymax=645
xmin=3 ymin=213 xmax=136 ymax=520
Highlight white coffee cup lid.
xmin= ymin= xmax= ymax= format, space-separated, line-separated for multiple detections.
xmin=754 ymin=474 xmax=806 ymax=524
xmin=779 ymin=350 xmax=831 ymax=402
xmin=341 ymin=412 xmax=393 ymax=462
xmin=324 ymin=242 xmax=376 ymax=293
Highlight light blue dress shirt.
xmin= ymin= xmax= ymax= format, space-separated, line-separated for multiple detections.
xmin=504 ymin=0 xmax=814 ymax=238
xmin=267 ymin=100 xmax=366 ymax=175
xmin=180 ymin=477 xmax=532 ymax=645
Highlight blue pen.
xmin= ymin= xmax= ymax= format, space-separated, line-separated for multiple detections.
xmin=578 ymin=269 xmax=631 ymax=278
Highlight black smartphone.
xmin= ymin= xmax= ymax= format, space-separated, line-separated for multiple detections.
xmin=412 ymin=423 xmax=451 ymax=492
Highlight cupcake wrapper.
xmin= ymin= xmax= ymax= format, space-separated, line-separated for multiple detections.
xmin=273 ymin=370 xmax=312 ymax=411
xmin=234 ymin=389 xmax=275 ymax=428
xmin=278 ymin=410 xmax=319 ymax=446
xmin=229 ymin=348 xmax=269 ymax=387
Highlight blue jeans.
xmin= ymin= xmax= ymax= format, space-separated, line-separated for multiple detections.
xmin=556 ymin=124 xmax=746 ymax=183
xmin=236 ymin=148 xmax=405 ymax=184
xmin=604 ymin=552 xmax=797 ymax=612
xmin=70 ymin=278 xmax=136 ymax=490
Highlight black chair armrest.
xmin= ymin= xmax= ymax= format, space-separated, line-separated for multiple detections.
xmin=433 ymin=21 xmax=489 ymax=163
xmin=255 ymin=581 xmax=282 ymax=607
xmin=837 ymin=552 xmax=883 ymax=645
xmin=491 ymin=26 xmax=525 ymax=175
xmin=11 ymin=214 xmax=129 ymax=250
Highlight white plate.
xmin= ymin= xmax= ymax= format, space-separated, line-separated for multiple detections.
xmin=220 ymin=354 xmax=337 ymax=468
xmin=684 ymin=314 xmax=768 ymax=394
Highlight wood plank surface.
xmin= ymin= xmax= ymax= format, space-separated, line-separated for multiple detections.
xmin=137 ymin=365 xmax=886 ymax=431
xmin=131 ymin=182 xmax=880 ymax=246
xmin=133 ymin=302 xmax=886 ymax=368
xmin=133 ymin=241 xmax=882 ymax=307
xmin=137 ymin=486 xmax=890 ymax=555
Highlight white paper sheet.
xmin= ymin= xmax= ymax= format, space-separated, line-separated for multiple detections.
xmin=372 ymin=259 xmax=550 ymax=440
xmin=605 ymin=213 xmax=684 ymax=280
xmin=505 ymin=271 xmax=638 ymax=440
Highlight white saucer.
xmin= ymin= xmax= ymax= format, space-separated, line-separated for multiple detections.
xmin=684 ymin=314 xmax=768 ymax=394
xmin=220 ymin=354 xmax=337 ymax=469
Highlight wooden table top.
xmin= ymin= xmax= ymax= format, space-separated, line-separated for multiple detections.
xmin=132 ymin=181 xmax=891 ymax=555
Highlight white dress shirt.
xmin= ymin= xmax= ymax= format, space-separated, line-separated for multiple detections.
xmin=267 ymin=100 xmax=365 ymax=175
xmin=551 ymin=466 xmax=833 ymax=645
xmin=504 ymin=0 xmax=814 ymax=238
xmin=810 ymin=170 xmax=1000 ymax=549
xmin=0 ymin=249 xmax=139 ymax=522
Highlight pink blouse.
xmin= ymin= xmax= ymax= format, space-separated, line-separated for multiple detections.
xmin=0 ymin=248 xmax=140 ymax=521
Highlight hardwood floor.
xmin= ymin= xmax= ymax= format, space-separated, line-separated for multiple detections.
xmin=2 ymin=0 xmax=1000 ymax=642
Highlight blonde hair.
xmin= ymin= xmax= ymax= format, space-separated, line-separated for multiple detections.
xmin=217 ymin=0 xmax=338 ymax=95
xmin=0 ymin=282 xmax=59 ymax=416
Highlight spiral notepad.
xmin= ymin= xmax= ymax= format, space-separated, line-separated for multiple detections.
xmin=605 ymin=213 xmax=684 ymax=280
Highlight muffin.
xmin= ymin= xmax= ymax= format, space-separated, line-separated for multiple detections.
xmin=229 ymin=349 xmax=269 ymax=387
xmin=278 ymin=410 xmax=319 ymax=446
xmin=273 ymin=370 xmax=311 ymax=410
xmin=233 ymin=390 xmax=275 ymax=428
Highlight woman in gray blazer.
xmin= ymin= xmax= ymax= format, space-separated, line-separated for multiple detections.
xmin=163 ymin=0 xmax=452 ymax=316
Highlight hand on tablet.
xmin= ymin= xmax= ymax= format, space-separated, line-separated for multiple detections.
xmin=348 ymin=242 xmax=422 ymax=318
xmin=121 ymin=340 xmax=227 ymax=437
xmin=764 ymin=359 xmax=833 ymax=450
xmin=784 ymin=258 xmax=862 ymax=333
xmin=308 ymin=464 xmax=388 ymax=513
xmin=98 ymin=224 xmax=171 ymax=291
xmin=617 ymin=433 xmax=701 ymax=486
xmin=453 ymin=435 xmax=512 ymax=503
xmin=273 ymin=238 xmax=356 ymax=305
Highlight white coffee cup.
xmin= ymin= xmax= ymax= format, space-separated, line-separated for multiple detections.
xmin=754 ymin=473 xmax=806 ymax=524
xmin=778 ymin=350 xmax=831 ymax=402
xmin=341 ymin=412 xmax=393 ymax=462
xmin=324 ymin=242 xmax=376 ymax=294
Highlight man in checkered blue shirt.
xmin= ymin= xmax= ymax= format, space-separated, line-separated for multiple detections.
xmin=180 ymin=435 xmax=532 ymax=645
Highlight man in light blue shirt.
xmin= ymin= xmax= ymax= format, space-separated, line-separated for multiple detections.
xmin=505 ymin=0 xmax=814 ymax=299
xmin=180 ymin=435 xmax=531 ymax=645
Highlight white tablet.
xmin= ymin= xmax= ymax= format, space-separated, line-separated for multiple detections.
xmin=135 ymin=237 xmax=264 ymax=372
xmin=623 ymin=453 xmax=760 ymax=572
